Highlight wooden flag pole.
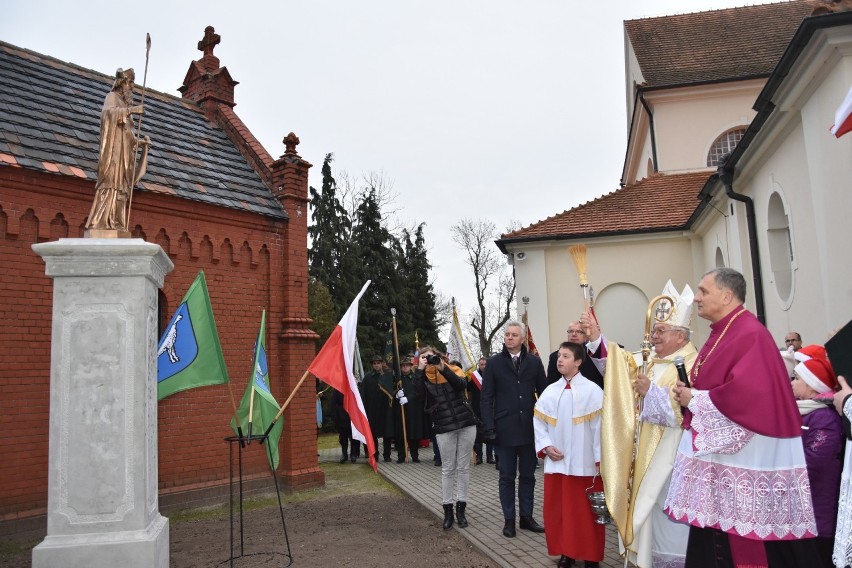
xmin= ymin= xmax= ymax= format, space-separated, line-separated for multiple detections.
xmin=263 ymin=369 xmax=312 ymax=437
xmin=391 ymin=309 xmax=408 ymax=462
xmin=247 ymin=387 xmax=256 ymax=444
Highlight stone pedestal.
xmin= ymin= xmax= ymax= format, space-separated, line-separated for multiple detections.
xmin=31 ymin=239 xmax=173 ymax=568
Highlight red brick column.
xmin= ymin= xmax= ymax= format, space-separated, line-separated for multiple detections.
xmin=270 ymin=133 xmax=322 ymax=490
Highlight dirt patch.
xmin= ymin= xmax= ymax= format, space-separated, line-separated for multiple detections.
xmin=1 ymin=465 xmax=495 ymax=568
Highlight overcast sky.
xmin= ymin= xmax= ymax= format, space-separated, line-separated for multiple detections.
xmin=3 ymin=0 xmax=752 ymax=336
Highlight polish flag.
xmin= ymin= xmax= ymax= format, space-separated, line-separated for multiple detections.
xmin=308 ymin=281 xmax=378 ymax=471
xmin=831 ymin=84 xmax=852 ymax=138
xmin=470 ymin=369 xmax=483 ymax=390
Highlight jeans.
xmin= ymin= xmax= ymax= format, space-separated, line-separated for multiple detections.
xmin=435 ymin=425 xmax=477 ymax=504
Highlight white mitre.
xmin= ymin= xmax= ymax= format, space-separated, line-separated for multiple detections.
xmin=661 ymin=279 xmax=694 ymax=329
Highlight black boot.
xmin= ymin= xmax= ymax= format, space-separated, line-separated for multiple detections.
xmin=456 ymin=501 xmax=468 ymax=528
xmin=442 ymin=504 xmax=454 ymax=530
xmin=502 ymin=518 xmax=516 ymax=538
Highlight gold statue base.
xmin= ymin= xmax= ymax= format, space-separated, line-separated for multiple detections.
xmin=84 ymin=229 xmax=133 ymax=239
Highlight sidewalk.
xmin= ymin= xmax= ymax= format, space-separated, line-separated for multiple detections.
xmin=318 ymin=447 xmax=626 ymax=568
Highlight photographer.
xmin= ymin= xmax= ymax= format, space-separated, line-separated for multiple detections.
xmin=412 ymin=346 xmax=478 ymax=531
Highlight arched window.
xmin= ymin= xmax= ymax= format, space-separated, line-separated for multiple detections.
xmin=767 ymin=191 xmax=794 ymax=306
xmin=707 ymin=128 xmax=747 ymax=167
xmin=715 ymin=247 xmax=726 ymax=268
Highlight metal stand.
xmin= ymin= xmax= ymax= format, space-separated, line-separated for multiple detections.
xmin=223 ymin=435 xmax=293 ymax=567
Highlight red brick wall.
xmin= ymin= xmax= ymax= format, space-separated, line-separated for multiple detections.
xmin=0 ymin=166 xmax=321 ymax=524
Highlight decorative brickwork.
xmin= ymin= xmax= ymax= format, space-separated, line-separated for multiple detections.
xmin=0 ymin=27 xmax=320 ymax=527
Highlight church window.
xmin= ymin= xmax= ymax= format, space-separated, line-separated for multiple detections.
xmin=707 ymin=128 xmax=746 ymax=167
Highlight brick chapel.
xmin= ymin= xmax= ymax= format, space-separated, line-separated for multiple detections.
xmin=0 ymin=26 xmax=322 ymax=528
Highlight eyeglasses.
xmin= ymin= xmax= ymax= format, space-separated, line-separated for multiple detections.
xmin=784 ymin=339 xmax=800 ymax=344
xmin=566 ymin=329 xmax=587 ymax=336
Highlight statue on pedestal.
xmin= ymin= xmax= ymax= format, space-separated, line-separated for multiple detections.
xmin=85 ymin=67 xmax=151 ymax=238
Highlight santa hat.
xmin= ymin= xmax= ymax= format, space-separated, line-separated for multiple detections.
xmin=794 ymin=344 xmax=828 ymax=363
xmin=794 ymin=357 xmax=838 ymax=394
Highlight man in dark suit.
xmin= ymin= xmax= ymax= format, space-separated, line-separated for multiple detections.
xmin=546 ymin=311 xmax=607 ymax=389
xmin=481 ymin=321 xmax=548 ymax=538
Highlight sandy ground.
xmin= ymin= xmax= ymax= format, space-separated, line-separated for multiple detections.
xmin=1 ymin=465 xmax=495 ymax=568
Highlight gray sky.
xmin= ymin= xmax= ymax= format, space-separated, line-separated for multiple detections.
xmin=3 ymin=0 xmax=750 ymax=337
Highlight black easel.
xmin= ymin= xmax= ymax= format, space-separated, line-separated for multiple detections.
xmin=223 ymin=435 xmax=293 ymax=567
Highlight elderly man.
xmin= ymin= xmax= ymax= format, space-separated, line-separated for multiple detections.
xmin=547 ymin=310 xmax=607 ymax=388
xmin=481 ymin=321 xmax=548 ymax=538
xmin=664 ymin=268 xmax=816 ymax=566
xmin=610 ymin=280 xmax=698 ymax=568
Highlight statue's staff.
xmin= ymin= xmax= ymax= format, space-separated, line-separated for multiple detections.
xmin=126 ymin=33 xmax=151 ymax=225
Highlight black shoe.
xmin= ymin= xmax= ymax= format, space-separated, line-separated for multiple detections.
xmin=474 ymin=455 xmax=483 ymax=465
xmin=519 ymin=516 xmax=545 ymax=533
xmin=486 ymin=457 xmax=495 ymax=464
xmin=455 ymin=501 xmax=468 ymax=528
xmin=339 ymin=456 xmax=347 ymax=464
xmin=557 ymin=556 xmax=575 ymax=568
xmin=442 ymin=504 xmax=454 ymax=530
xmin=350 ymin=456 xmax=357 ymax=463
xmin=383 ymin=456 xmax=391 ymax=463
xmin=583 ymin=563 xmax=599 ymax=568
xmin=502 ymin=518 xmax=516 ymax=538
xmin=396 ymin=457 xmax=405 ymax=464
xmin=411 ymin=457 xmax=420 ymax=463
xmin=434 ymin=458 xmax=442 ymax=467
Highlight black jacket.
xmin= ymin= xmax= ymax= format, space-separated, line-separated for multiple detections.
xmin=412 ymin=365 xmax=477 ymax=435
xmin=547 ymin=342 xmax=605 ymax=389
xmin=481 ymin=345 xmax=548 ymax=447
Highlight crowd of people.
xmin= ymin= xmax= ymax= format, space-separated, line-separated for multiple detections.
xmin=319 ymin=267 xmax=851 ymax=568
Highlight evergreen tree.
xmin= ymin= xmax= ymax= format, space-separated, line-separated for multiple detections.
xmin=308 ymin=277 xmax=337 ymax=348
xmin=398 ymin=223 xmax=439 ymax=349
xmin=350 ymin=187 xmax=401 ymax=356
xmin=308 ymin=153 xmax=356 ymax=316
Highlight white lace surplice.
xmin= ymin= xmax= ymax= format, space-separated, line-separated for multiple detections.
xmin=664 ymin=390 xmax=817 ymax=540
xmin=833 ymin=397 xmax=852 ymax=567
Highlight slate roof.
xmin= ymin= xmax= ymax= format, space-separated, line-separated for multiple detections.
xmin=0 ymin=41 xmax=286 ymax=220
xmin=625 ymin=1 xmax=817 ymax=88
xmin=499 ymin=171 xmax=711 ymax=245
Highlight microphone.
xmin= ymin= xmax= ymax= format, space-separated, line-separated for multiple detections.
xmin=674 ymin=355 xmax=691 ymax=389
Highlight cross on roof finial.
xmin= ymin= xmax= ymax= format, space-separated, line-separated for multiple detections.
xmin=284 ymin=132 xmax=300 ymax=155
xmin=198 ymin=26 xmax=220 ymax=58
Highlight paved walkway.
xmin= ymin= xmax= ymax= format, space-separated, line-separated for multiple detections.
xmin=318 ymin=447 xmax=626 ymax=568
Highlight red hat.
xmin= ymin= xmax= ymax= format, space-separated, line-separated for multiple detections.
xmin=794 ymin=358 xmax=838 ymax=394
xmin=794 ymin=344 xmax=828 ymax=363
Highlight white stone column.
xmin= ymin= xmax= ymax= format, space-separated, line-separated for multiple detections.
xmin=31 ymin=239 xmax=173 ymax=568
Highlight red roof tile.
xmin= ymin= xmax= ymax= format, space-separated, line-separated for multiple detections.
xmin=500 ymin=171 xmax=711 ymax=242
xmin=625 ymin=1 xmax=817 ymax=88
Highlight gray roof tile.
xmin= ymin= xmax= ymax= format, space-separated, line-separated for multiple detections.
xmin=0 ymin=41 xmax=285 ymax=220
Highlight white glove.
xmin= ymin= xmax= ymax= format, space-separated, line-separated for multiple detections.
xmin=395 ymin=389 xmax=408 ymax=405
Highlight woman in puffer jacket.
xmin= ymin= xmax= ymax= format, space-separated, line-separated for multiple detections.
xmin=413 ymin=346 xmax=479 ymax=530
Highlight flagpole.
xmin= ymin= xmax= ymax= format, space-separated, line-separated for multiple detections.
xmin=391 ymin=308 xmax=408 ymax=463
xmin=227 ymin=381 xmax=245 ymax=445
xmin=263 ymin=369 xmax=312 ymax=437
xmin=247 ymin=387 xmax=255 ymax=444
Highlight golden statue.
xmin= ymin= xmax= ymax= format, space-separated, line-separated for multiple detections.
xmin=85 ymin=67 xmax=151 ymax=238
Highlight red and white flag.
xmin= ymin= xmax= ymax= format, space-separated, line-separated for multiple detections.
xmin=831 ymin=84 xmax=852 ymax=138
xmin=470 ymin=369 xmax=483 ymax=390
xmin=308 ymin=281 xmax=378 ymax=471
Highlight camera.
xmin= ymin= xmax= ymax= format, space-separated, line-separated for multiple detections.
xmin=425 ymin=354 xmax=442 ymax=365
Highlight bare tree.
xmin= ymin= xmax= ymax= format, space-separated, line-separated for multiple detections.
xmin=450 ymin=218 xmax=516 ymax=357
xmin=338 ymin=169 xmax=403 ymax=235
